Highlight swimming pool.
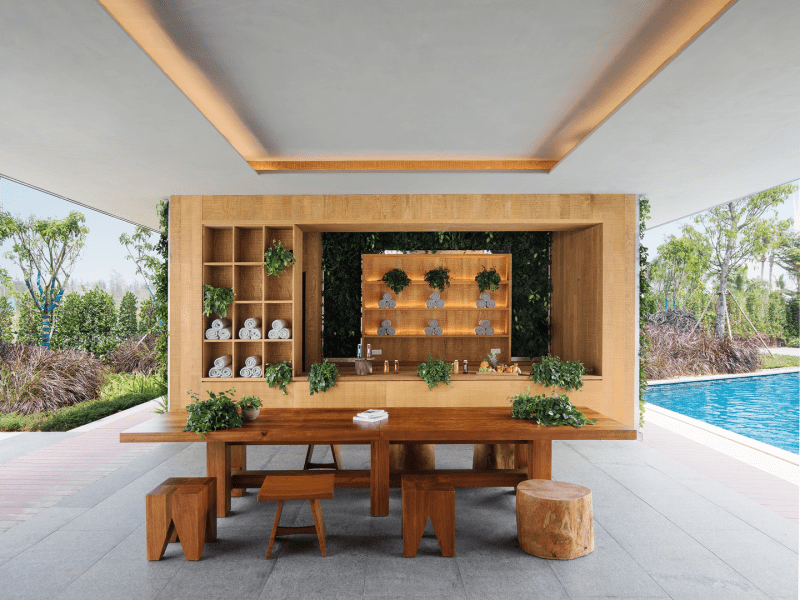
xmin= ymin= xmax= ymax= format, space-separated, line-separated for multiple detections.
xmin=645 ymin=372 xmax=799 ymax=454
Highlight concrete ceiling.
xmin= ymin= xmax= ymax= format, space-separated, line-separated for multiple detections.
xmin=1 ymin=0 xmax=797 ymax=230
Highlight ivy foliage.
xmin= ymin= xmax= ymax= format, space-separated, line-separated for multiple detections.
xmin=321 ymin=231 xmax=551 ymax=358
xmin=265 ymin=360 xmax=292 ymax=395
xmin=382 ymin=268 xmax=411 ymax=295
xmin=529 ymin=356 xmax=585 ymax=392
xmin=416 ymin=354 xmax=453 ymax=390
xmin=638 ymin=197 xmax=651 ymax=427
xmin=475 ymin=266 xmax=501 ymax=293
xmin=264 ymin=239 xmax=296 ymax=276
xmin=202 ymin=285 xmax=235 ymax=318
xmin=424 ymin=266 xmax=451 ymax=292
xmin=510 ymin=391 xmax=596 ymax=427
xmin=308 ymin=359 xmax=338 ymax=395
xmin=184 ymin=388 xmax=242 ymax=439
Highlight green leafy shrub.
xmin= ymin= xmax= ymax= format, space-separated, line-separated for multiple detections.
xmin=424 ymin=267 xmax=451 ymax=293
xmin=381 ymin=268 xmax=411 ymax=295
xmin=0 ymin=297 xmax=13 ymax=343
xmin=475 ymin=266 xmax=501 ymax=293
xmin=116 ymin=291 xmax=138 ymax=339
xmin=265 ymin=360 xmax=292 ymax=395
xmin=202 ymin=285 xmax=235 ymax=318
xmin=14 ymin=293 xmax=41 ymax=345
xmin=264 ymin=240 xmax=296 ymax=276
xmin=510 ymin=390 xmax=595 ymax=427
xmin=184 ymin=389 xmax=242 ymax=438
xmin=529 ymin=356 xmax=585 ymax=391
xmin=50 ymin=288 xmax=119 ymax=358
xmin=416 ymin=354 xmax=452 ymax=390
xmin=308 ymin=359 xmax=338 ymax=395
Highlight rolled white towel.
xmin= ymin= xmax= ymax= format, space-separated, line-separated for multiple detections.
xmin=214 ymin=355 xmax=231 ymax=369
xmin=429 ymin=319 xmax=438 ymax=328
xmin=383 ymin=293 xmax=392 ymax=300
xmin=239 ymin=366 xmax=252 ymax=378
xmin=435 ymin=299 xmax=444 ymax=308
xmin=387 ymin=326 xmax=395 ymax=335
xmin=249 ymin=327 xmax=262 ymax=339
xmin=244 ymin=317 xmax=261 ymax=330
xmin=245 ymin=355 xmax=260 ymax=368
xmin=434 ymin=327 xmax=443 ymax=335
xmin=430 ymin=292 xmax=440 ymax=301
xmin=381 ymin=320 xmax=391 ymax=328
xmin=426 ymin=300 xmax=435 ymax=308
xmin=212 ymin=318 xmax=230 ymax=330
xmin=480 ymin=320 xmax=490 ymax=328
xmin=377 ymin=327 xmax=386 ymax=335
xmin=250 ymin=365 xmax=262 ymax=378
xmin=476 ymin=300 xmax=486 ymax=308
xmin=378 ymin=299 xmax=387 ymax=308
xmin=475 ymin=326 xmax=485 ymax=335
xmin=238 ymin=328 xmax=251 ymax=340
xmin=388 ymin=300 xmax=396 ymax=308
xmin=271 ymin=319 xmax=289 ymax=330
xmin=208 ymin=367 xmax=221 ymax=378
xmin=279 ymin=328 xmax=292 ymax=340
xmin=221 ymin=367 xmax=233 ymax=378
xmin=480 ymin=293 xmax=491 ymax=301
xmin=486 ymin=299 xmax=496 ymax=308
xmin=217 ymin=327 xmax=231 ymax=340
xmin=486 ymin=327 xmax=495 ymax=335
xmin=268 ymin=328 xmax=280 ymax=339
xmin=424 ymin=327 xmax=433 ymax=335
xmin=205 ymin=328 xmax=219 ymax=339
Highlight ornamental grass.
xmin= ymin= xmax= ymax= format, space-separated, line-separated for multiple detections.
xmin=0 ymin=343 xmax=105 ymax=415
xmin=643 ymin=325 xmax=760 ymax=380
xmin=104 ymin=334 xmax=159 ymax=375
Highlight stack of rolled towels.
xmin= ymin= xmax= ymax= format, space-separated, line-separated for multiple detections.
xmin=426 ymin=292 xmax=445 ymax=308
xmin=239 ymin=355 xmax=262 ymax=378
xmin=205 ymin=318 xmax=232 ymax=340
xmin=377 ymin=320 xmax=396 ymax=335
xmin=378 ymin=293 xmax=397 ymax=308
xmin=267 ymin=319 xmax=292 ymax=340
xmin=208 ymin=355 xmax=233 ymax=378
xmin=238 ymin=318 xmax=262 ymax=340
xmin=475 ymin=293 xmax=496 ymax=308
xmin=424 ymin=319 xmax=443 ymax=336
xmin=474 ymin=319 xmax=495 ymax=335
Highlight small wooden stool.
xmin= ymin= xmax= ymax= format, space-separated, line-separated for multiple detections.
xmin=146 ymin=477 xmax=217 ymax=561
xmin=516 ymin=479 xmax=593 ymax=560
xmin=303 ymin=445 xmax=343 ymax=470
xmin=401 ymin=474 xmax=455 ymax=557
xmin=258 ymin=473 xmax=335 ymax=559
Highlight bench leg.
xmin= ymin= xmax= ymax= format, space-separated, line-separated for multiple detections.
xmin=266 ymin=500 xmax=284 ymax=559
xmin=172 ymin=490 xmax=208 ymax=561
xmin=146 ymin=490 xmax=175 ymax=561
xmin=402 ymin=484 xmax=425 ymax=557
xmin=429 ymin=489 xmax=455 ymax=557
xmin=231 ymin=445 xmax=246 ymax=497
xmin=309 ymin=499 xmax=328 ymax=557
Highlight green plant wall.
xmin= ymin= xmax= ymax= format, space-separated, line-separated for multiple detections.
xmin=321 ymin=231 xmax=551 ymax=358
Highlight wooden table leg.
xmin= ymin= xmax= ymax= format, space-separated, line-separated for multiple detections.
xmin=528 ymin=439 xmax=552 ymax=480
xmin=207 ymin=442 xmax=232 ymax=517
xmin=371 ymin=440 xmax=390 ymax=517
xmin=231 ymin=445 xmax=246 ymax=497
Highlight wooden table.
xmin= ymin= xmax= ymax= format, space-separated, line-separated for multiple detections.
xmin=120 ymin=407 xmax=636 ymax=518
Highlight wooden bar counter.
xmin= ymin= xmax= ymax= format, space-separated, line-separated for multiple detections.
xmin=121 ymin=407 xmax=636 ymax=518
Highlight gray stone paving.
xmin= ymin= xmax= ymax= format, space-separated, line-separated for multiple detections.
xmin=0 ymin=440 xmax=796 ymax=599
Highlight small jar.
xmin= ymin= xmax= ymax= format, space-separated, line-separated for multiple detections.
xmin=453 ymin=359 xmax=459 ymax=373
xmin=463 ymin=360 xmax=468 ymax=374
xmin=366 ymin=344 xmax=372 ymax=359
xmin=357 ymin=343 xmax=363 ymax=359
xmin=384 ymin=360 xmax=389 ymax=374
xmin=394 ymin=360 xmax=399 ymax=373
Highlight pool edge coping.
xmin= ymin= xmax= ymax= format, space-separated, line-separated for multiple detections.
xmin=648 ymin=366 xmax=799 ymax=386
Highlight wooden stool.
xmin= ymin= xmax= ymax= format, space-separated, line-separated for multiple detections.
xmin=401 ymin=474 xmax=455 ymax=557
xmin=258 ymin=473 xmax=334 ymax=559
xmin=303 ymin=445 xmax=343 ymax=470
xmin=146 ymin=477 xmax=217 ymax=561
xmin=516 ymin=480 xmax=593 ymax=560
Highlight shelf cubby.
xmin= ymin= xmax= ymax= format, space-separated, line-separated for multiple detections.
xmin=234 ymin=227 xmax=264 ymax=262
xmin=203 ymin=264 xmax=233 ymax=291
xmin=203 ymin=227 xmax=233 ymax=263
xmin=235 ymin=265 xmax=263 ymax=302
xmin=265 ymin=265 xmax=293 ymax=301
xmin=203 ymin=341 xmax=233 ymax=379
xmin=234 ymin=341 xmax=263 ymax=375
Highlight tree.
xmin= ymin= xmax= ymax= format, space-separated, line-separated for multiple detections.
xmin=648 ymin=227 xmax=710 ymax=309
xmin=0 ymin=297 xmax=13 ymax=343
xmin=774 ymin=230 xmax=800 ymax=291
xmin=117 ymin=291 xmax=138 ymax=339
xmin=695 ymin=184 xmax=795 ymax=336
xmin=50 ymin=288 xmax=118 ymax=358
xmin=15 ymin=293 xmax=41 ymax=345
xmin=119 ymin=226 xmax=159 ymax=298
xmin=0 ymin=210 xmax=88 ymax=347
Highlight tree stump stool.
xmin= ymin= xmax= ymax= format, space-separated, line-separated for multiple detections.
xmin=472 ymin=443 xmax=528 ymax=470
xmin=303 ymin=444 xmax=343 ymax=470
xmin=516 ymin=480 xmax=593 ymax=560
xmin=401 ymin=474 xmax=455 ymax=557
xmin=390 ymin=443 xmax=435 ymax=471
xmin=146 ymin=477 xmax=217 ymax=561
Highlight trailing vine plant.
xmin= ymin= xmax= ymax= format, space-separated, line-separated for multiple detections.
xmin=264 ymin=360 xmax=292 ymax=395
xmin=424 ymin=266 xmax=451 ymax=293
xmin=475 ymin=266 xmax=501 ymax=293
xmin=510 ymin=389 xmax=595 ymax=427
xmin=529 ymin=356 xmax=585 ymax=391
xmin=416 ymin=354 xmax=453 ymax=390
xmin=381 ymin=268 xmax=411 ymax=295
xmin=202 ymin=285 xmax=235 ymax=318
xmin=308 ymin=359 xmax=338 ymax=395
xmin=638 ymin=197 xmax=653 ymax=427
xmin=264 ymin=240 xmax=296 ymax=276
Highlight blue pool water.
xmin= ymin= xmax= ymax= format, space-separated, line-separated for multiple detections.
xmin=645 ymin=372 xmax=799 ymax=454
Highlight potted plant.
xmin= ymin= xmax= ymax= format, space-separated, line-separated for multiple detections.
xmin=475 ymin=266 xmax=501 ymax=293
xmin=416 ymin=354 xmax=453 ymax=390
xmin=202 ymin=285 xmax=235 ymax=318
xmin=381 ymin=268 xmax=411 ymax=295
xmin=264 ymin=239 xmax=296 ymax=276
xmin=238 ymin=395 xmax=262 ymax=420
xmin=184 ymin=389 xmax=242 ymax=439
xmin=308 ymin=358 xmax=338 ymax=395
xmin=424 ymin=266 xmax=451 ymax=293
xmin=529 ymin=356 xmax=585 ymax=391
xmin=264 ymin=360 xmax=292 ymax=395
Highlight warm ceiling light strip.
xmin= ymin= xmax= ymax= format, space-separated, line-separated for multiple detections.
xmin=542 ymin=0 xmax=738 ymax=166
xmin=97 ymin=0 xmax=268 ymax=160
xmin=249 ymin=160 xmax=556 ymax=172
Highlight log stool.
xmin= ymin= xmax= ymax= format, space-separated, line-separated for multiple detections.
xmin=401 ymin=474 xmax=455 ymax=557
xmin=146 ymin=477 xmax=217 ymax=561
xmin=303 ymin=445 xmax=343 ymax=470
xmin=258 ymin=473 xmax=334 ymax=559
xmin=516 ymin=480 xmax=593 ymax=560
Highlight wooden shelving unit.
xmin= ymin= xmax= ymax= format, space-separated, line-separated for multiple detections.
xmin=202 ymin=225 xmax=302 ymax=381
xmin=361 ymin=253 xmax=511 ymax=365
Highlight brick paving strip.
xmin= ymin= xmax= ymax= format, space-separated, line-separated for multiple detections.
xmin=0 ymin=407 xmax=161 ymax=533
